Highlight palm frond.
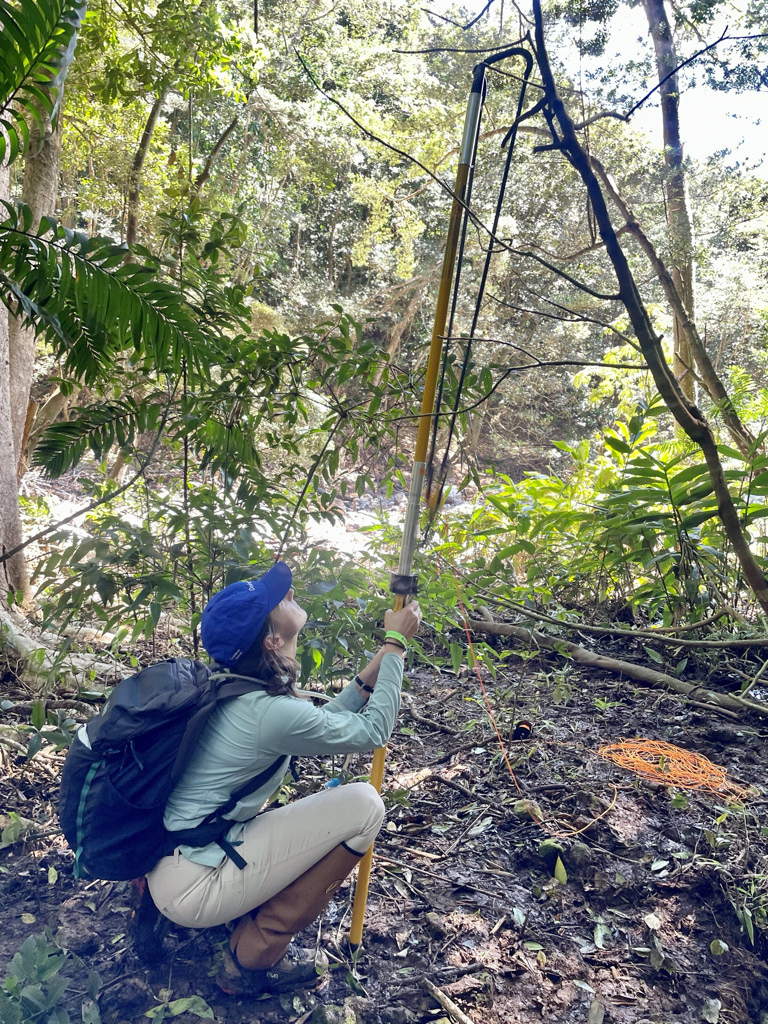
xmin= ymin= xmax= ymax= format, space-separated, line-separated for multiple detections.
xmin=0 ymin=204 xmax=216 ymax=383
xmin=33 ymin=397 xmax=166 ymax=478
xmin=0 ymin=0 xmax=86 ymax=163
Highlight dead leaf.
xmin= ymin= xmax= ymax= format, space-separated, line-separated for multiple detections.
xmin=587 ymin=1001 xmax=605 ymax=1024
xmin=702 ymin=996 xmax=721 ymax=1023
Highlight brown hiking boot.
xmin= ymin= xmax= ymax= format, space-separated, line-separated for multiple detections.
xmin=216 ymin=943 xmax=324 ymax=996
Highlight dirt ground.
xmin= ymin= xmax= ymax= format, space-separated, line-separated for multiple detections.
xmin=1 ymin=653 xmax=768 ymax=1024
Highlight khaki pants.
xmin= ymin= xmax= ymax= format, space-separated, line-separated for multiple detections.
xmin=147 ymin=782 xmax=385 ymax=928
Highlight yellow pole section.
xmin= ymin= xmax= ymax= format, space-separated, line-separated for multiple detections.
xmin=348 ymin=77 xmax=484 ymax=950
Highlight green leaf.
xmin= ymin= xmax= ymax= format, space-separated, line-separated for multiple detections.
xmin=554 ymin=856 xmax=567 ymax=884
xmin=643 ymin=646 xmax=664 ymax=665
xmin=604 ymin=435 xmax=631 ymax=454
xmin=26 ymin=732 xmax=42 ymax=758
xmin=0 ymin=0 xmax=86 ymax=164
xmin=81 ymin=997 xmax=101 ymax=1024
xmin=741 ymin=906 xmax=755 ymax=945
xmin=449 ymin=642 xmax=463 ymax=675
xmin=165 ymin=997 xmax=214 ymax=1019
xmin=30 ymin=700 xmax=44 ymax=731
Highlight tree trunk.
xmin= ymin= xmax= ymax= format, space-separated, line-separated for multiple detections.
xmin=531 ymin=0 xmax=768 ymax=614
xmin=642 ymin=0 xmax=695 ymax=402
xmin=126 ymin=90 xmax=167 ymax=248
xmin=0 ymin=165 xmax=31 ymax=606
xmin=10 ymin=100 xmax=63 ymax=475
xmin=192 ymin=114 xmax=238 ymax=198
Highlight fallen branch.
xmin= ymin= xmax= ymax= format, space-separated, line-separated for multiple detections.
xmin=374 ymin=853 xmax=506 ymax=900
xmin=424 ymin=978 xmax=478 ymax=1024
xmin=390 ymin=963 xmax=485 ymax=999
xmin=465 ymin=618 xmax=768 ymax=719
xmin=431 ymin=774 xmax=491 ymax=804
xmin=477 ymin=595 xmax=768 ymax=649
xmin=0 ymin=609 xmax=121 ymax=691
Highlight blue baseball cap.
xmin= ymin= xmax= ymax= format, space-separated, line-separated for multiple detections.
xmin=200 ymin=562 xmax=293 ymax=667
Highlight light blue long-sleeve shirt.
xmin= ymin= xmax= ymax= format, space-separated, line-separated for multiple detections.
xmin=162 ymin=653 xmax=403 ymax=865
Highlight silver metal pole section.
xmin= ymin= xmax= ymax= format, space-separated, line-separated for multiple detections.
xmin=459 ymin=86 xmax=484 ymax=165
xmin=396 ymin=460 xmax=425 ymax=575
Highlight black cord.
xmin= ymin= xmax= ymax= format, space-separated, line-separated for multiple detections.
xmin=426 ymin=77 xmax=487 ymax=508
xmin=427 ymin=54 xmax=534 ymax=524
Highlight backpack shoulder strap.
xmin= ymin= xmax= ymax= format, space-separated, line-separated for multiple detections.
xmin=166 ymin=752 xmax=287 ymax=868
xmin=209 ymin=670 xmax=271 ymax=701
xmin=170 ymin=672 xmax=271 ymax=783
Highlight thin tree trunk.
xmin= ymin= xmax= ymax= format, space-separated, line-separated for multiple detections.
xmin=10 ymin=97 xmax=63 ymax=474
xmin=532 ymin=0 xmax=768 ymax=614
xmin=23 ymin=386 xmax=79 ymax=472
xmin=126 ymin=90 xmax=167 ymax=248
xmin=0 ymin=164 xmax=31 ymax=605
xmin=642 ymin=0 xmax=695 ymax=402
xmin=192 ymin=114 xmax=238 ymax=198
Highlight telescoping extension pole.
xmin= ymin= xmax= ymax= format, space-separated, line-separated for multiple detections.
xmin=348 ymin=44 xmax=534 ymax=950
xmin=347 ymin=64 xmax=487 ymax=952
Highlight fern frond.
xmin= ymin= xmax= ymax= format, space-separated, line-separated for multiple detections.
xmin=0 ymin=0 xmax=86 ymax=163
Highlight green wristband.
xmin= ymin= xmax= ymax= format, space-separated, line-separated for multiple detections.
xmin=384 ymin=630 xmax=407 ymax=648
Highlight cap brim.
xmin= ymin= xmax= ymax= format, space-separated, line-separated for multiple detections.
xmin=259 ymin=561 xmax=292 ymax=613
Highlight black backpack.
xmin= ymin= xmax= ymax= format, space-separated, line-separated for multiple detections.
xmin=58 ymin=658 xmax=285 ymax=880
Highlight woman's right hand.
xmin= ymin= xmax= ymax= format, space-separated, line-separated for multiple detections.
xmin=384 ymin=601 xmax=422 ymax=641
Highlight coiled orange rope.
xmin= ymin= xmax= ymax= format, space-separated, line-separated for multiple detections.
xmin=597 ymin=739 xmax=751 ymax=802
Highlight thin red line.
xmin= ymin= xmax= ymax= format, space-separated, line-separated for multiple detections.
xmin=452 ymin=569 xmax=523 ymax=796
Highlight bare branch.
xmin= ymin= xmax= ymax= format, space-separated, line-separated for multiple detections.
xmin=531 ymin=0 xmax=768 ymax=613
xmin=589 ymin=152 xmax=756 ymax=454
xmin=421 ymin=0 xmax=504 ymax=31
xmin=394 ymin=42 xmax=526 ymax=56
xmin=444 ymin=335 xmax=646 ymax=371
xmin=192 ymin=115 xmax=239 ymax=197
xmin=624 ymin=28 xmax=729 ymax=120
xmin=572 ymin=110 xmax=628 ymax=129
xmin=486 ymin=291 xmax=640 ymax=347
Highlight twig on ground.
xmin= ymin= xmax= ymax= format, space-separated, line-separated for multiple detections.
xmin=688 ymin=701 xmax=741 ymax=720
xmin=390 ymin=962 xmax=485 ymax=997
xmin=442 ymin=810 xmax=490 ymax=857
xmin=374 ymin=853 xmax=505 ymax=900
xmin=491 ymin=914 xmax=507 ymax=934
xmin=431 ymin=775 xmax=486 ymax=803
xmin=406 ymin=704 xmax=460 ymax=735
xmin=424 ymin=978 xmax=478 ymax=1024
xmin=426 ymin=739 xmax=486 ymax=765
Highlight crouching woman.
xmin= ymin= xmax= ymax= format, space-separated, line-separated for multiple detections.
xmin=146 ymin=562 xmax=421 ymax=997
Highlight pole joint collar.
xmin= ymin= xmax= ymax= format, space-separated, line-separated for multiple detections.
xmin=389 ymin=573 xmax=418 ymax=596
